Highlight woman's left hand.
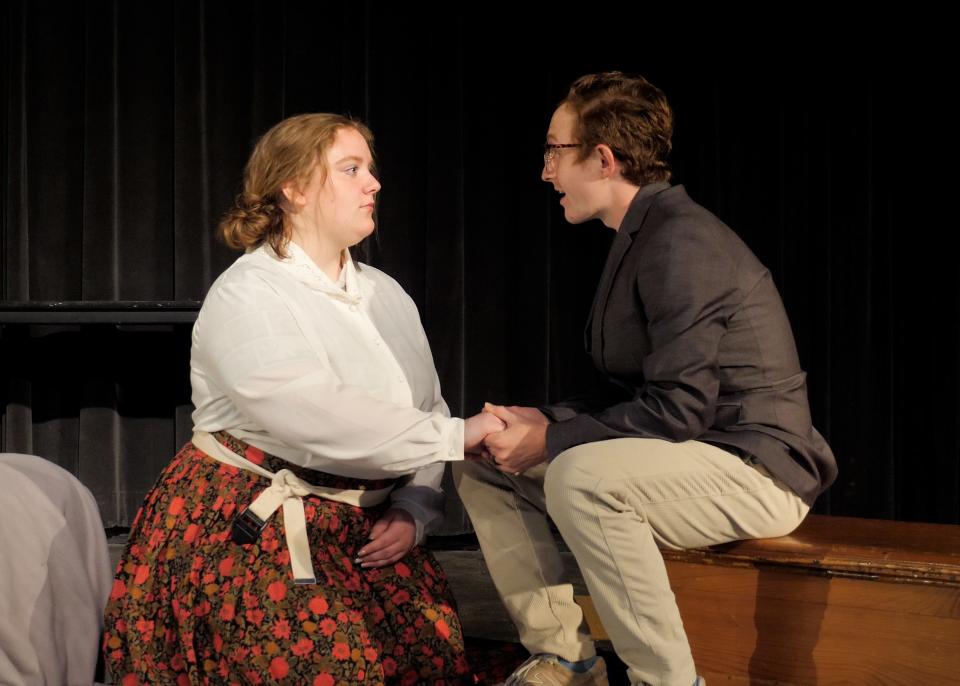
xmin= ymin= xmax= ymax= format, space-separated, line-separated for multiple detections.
xmin=356 ymin=507 xmax=417 ymax=568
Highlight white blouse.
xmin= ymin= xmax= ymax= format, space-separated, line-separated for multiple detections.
xmin=190 ymin=241 xmax=465 ymax=539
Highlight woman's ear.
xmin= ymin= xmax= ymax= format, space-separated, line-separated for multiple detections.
xmin=281 ymin=180 xmax=305 ymax=208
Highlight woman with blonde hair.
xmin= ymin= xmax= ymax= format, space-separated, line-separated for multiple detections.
xmin=103 ymin=113 xmax=502 ymax=685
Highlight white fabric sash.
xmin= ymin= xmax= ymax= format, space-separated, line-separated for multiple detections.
xmin=192 ymin=431 xmax=393 ymax=584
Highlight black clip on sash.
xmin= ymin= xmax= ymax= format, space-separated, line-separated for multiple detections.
xmin=231 ymin=507 xmax=266 ymax=545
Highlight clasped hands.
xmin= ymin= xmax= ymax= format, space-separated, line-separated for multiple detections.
xmin=462 ymin=402 xmax=549 ymax=476
xmin=358 ymin=402 xmax=549 ymax=569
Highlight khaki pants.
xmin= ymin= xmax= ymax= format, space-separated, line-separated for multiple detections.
xmin=453 ymin=438 xmax=809 ymax=686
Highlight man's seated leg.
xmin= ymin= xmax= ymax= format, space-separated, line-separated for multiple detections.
xmin=543 ymin=438 xmax=807 ymax=686
xmin=453 ymin=460 xmax=597 ymax=665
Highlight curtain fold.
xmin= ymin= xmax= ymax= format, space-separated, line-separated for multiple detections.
xmin=2 ymin=3 xmax=957 ymax=526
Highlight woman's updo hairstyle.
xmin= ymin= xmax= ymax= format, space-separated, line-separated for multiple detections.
xmin=219 ymin=113 xmax=375 ymax=257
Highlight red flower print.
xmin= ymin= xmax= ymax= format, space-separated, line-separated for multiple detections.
xmin=135 ymin=617 xmax=154 ymax=638
xmin=102 ymin=440 xmax=472 ymax=685
xmin=147 ymin=530 xmax=163 ymax=550
xmin=122 ymin=674 xmax=140 ymax=686
xmin=308 ymin=595 xmax=329 ymax=615
xmin=267 ymin=581 xmax=287 ymax=603
xmin=220 ymin=462 xmax=240 ymax=476
xmin=434 ymin=619 xmax=451 ymax=641
xmin=133 ymin=565 xmax=150 ymax=585
xmin=110 ymin=578 xmax=127 ymax=600
xmin=291 ymin=638 xmax=314 ymax=657
xmin=244 ymin=444 xmax=265 ymax=464
xmin=319 ymin=618 xmax=338 ymax=636
xmin=272 ymin=618 xmax=291 ymax=640
xmin=268 ymin=656 xmax=289 ymax=679
xmin=183 ymin=523 xmax=200 ymax=544
xmin=172 ymin=599 xmax=190 ymax=624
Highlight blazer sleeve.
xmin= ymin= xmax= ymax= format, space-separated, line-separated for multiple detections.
xmin=540 ymin=371 xmax=632 ymax=422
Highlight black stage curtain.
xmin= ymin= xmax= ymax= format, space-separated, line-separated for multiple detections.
xmin=2 ymin=2 xmax=957 ymax=527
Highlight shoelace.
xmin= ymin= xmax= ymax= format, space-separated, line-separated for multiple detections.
xmin=504 ymin=655 xmax=558 ymax=685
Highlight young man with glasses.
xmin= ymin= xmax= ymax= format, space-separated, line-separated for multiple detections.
xmin=454 ymin=72 xmax=837 ymax=686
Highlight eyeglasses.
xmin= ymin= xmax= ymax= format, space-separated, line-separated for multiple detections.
xmin=543 ymin=143 xmax=581 ymax=168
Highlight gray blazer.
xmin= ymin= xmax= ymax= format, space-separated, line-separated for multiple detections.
xmin=542 ymin=183 xmax=837 ymax=506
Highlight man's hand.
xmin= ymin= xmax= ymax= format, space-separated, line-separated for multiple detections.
xmin=481 ymin=403 xmax=550 ymax=475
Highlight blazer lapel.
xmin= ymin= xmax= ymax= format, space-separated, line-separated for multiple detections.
xmin=584 ymin=183 xmax=672 ymax=368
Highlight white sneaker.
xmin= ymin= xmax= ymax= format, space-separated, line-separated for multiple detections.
xmin=498 ymin=654 xmax=609 ymax=686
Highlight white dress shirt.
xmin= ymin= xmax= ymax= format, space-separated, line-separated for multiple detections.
xmin=191 ymin=240 xmax=465 ymax=540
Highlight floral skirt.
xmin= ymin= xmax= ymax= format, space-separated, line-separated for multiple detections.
xmin=103 ymin=435 xmax=473 ymax=685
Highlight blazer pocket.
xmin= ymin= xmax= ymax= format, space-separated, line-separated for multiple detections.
xmin=713 ymin=403 xmax=742 ymax=429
